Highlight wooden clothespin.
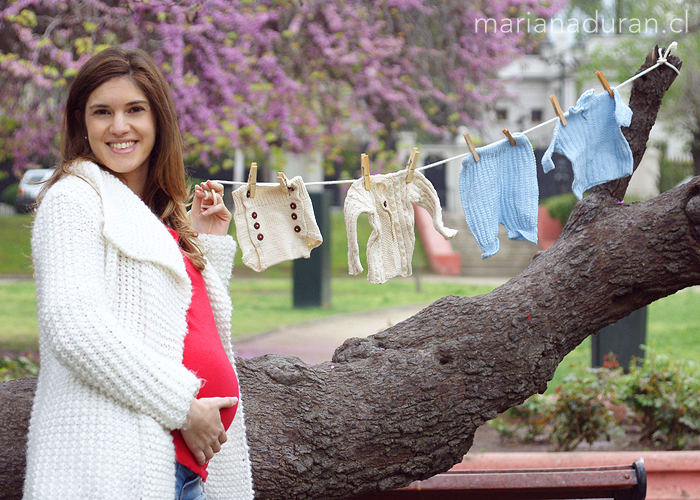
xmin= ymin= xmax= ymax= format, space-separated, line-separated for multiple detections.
xmin=463 ymin=132 xmax=480 ymax=162
xmin=360 ymin=153 xmax=371 ymax=191
xmin=247 ymin=162 xmax=257 ymax=198
xmin=502 ymin=129 xmax=516 ymax=146
xmin=596 ymin=71 xmax=614 ymax=98
xmin=277 ymin=172 xmax=290 ymax=194
xmin=549 ymin=95 xmax=567 ymax=126
xmin=405 ymin=147 xmax=420 ymax=183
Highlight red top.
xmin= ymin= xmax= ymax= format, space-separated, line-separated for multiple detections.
xmin=167 ymin=227 xmax=239 ymax=481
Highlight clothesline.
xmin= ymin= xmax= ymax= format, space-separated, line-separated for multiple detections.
xmin=214 ymin=42 xmax=679 ymax=188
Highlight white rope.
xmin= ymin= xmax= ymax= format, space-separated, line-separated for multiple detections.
xmin=616 ymin=42 xmax=680 ymax=90
xmin=213 ymin=42 xmax=679 ymax=188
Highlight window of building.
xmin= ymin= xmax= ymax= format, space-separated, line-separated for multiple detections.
xmin=531 ymin=109 xmax=543 ymax=123
xmin=496 ymin=108 xmax=508 ymax=121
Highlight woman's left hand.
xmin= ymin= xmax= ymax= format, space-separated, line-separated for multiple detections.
xmin=190 ymin=181 xmax=232 ymax=236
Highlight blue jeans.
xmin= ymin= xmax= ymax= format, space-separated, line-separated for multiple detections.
xmin=175 ymin=463 xmax=206 ymax=500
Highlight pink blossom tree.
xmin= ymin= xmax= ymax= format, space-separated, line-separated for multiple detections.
xmin=1 ymin=0 xmax=561 ymax=174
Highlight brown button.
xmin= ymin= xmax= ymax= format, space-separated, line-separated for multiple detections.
xmin=290 ymin=202 xmax=297 ymax=210
xmin=294 ymin=226 xmax=301 ymax=233
xmin=291 ymin=213 xmax=297 ymax=220
xmin=383 ymin=201 xmax=387 ymax=207
xmin=246 ymin=190 xmax=251 ymax=198
xmin=254 ymin=222 xmax=260 ymax=229
xmin=257 ymin=233 xmax=264 ymax=241
xmin=251 ymin=212 xmax=258 ymax=219
xmin=289 ymin=187 xmax=295 ymax=192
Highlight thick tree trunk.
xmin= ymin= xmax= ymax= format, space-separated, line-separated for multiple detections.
xmin=1 ymin=47 xmax=695 ymax=500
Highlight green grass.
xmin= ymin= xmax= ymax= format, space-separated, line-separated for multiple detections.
xmin=2 ymin=279 xmax=698 ymax=379
xmin=228 ymin=277 xmax=490 ymax=339
xmin=0 ymin=208 xmax=406 ymax=278
xmin=0 ymin=281 xmax=38 ymax=352
xmin=546 ymin=287 xmax=700 ymax=392
xmin=0 ymin=214 xmax=33 ymax=275
xmin=0 ymin=277 xmax=493 ymax=353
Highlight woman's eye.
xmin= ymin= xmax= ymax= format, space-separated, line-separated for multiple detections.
xmin=129 ymin=106 xmax=145 ymax=113
xmin=93 ymin=109 xmax=110 ymax=115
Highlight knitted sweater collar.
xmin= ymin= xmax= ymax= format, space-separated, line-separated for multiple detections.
xmin=69 ymin=161 xmax=188 ymax=282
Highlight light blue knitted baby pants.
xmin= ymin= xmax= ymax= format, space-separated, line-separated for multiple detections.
xmin=459 ymin=132 xmax=539 ymax=259
xmin=542 ymin=88 xmax=633 ymax=199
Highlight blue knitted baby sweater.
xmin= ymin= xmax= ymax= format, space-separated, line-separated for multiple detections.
xmin=542 ymin=88 xmax=633 ymax=199
xmin=459 ymin=132 xmax=539 ymax=259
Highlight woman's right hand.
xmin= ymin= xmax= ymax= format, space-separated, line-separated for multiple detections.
xmin=181 ymin=396 xmax=238 ymax=465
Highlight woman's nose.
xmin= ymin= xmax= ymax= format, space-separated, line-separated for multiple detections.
xmin=110 ymin=113 xmax=130 ymax=135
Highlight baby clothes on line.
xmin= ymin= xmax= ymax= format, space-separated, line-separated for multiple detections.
xmin=459 ymin=132 xmax=539 ymax=259
xmin=542 ymin=88 xmax=633 ymax=199
xmin=231 ymin=176 xmax=323 ymax=272
xmin=344 ymin=169 xmax=457 ymax=284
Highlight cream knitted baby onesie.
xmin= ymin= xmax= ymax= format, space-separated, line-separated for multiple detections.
xmin=345 ymin=169 xmax=457 ymax=284
xmin=232 ymin=176 xmax=323 ymax=272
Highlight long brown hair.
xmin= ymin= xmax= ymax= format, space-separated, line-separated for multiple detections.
xmin=45 ymin=46 xmax=206 ymax=270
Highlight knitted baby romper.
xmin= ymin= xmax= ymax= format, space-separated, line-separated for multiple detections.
xmin=459 ymin=132 xmax=539 ymax=259
xmin=232 ymin=176 xmax=323 ymax=272
xmin=345 ymin=169 xmax=457 ymax=284
xmin=542 ymin=88 xmax=633 ymax=199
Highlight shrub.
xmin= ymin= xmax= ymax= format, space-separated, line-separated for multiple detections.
xmin=542 ymin=193 xmax=578 ymax=227
xmin=491 ymin=347 xmax=700 ymax=451
xmin=490 ymin=395 xmax=553 ymax=443
xmin=1 ymin=183 xmax=18 ymax=205
xmin=619 ymin=347 xmax=700 ymax=450
xmin=549 ymin=369 xmax=622 ymax=451
xmin=0 ymin=353 xmax=40 ymax=381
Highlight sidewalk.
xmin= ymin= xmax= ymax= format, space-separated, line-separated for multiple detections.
xmin=233 ymin=303 xmax=429 ymax=365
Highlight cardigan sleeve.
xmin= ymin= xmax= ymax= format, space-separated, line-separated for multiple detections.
xmin=343 ymin=181 xmax=374 ymax=276
xmin=411 ymin=172 xmax=458 ymax=240
xmin=198 ymin=233 xmax=237 ymax=287
xmin=32 ymin=179 xmax=201 ymax=430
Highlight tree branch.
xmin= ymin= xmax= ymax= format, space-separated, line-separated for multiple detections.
xmin=0 ymin=46 xmax=696 ymax=500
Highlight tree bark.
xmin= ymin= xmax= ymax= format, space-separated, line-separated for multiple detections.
xmin=1 ymin=47 xmax=695 ymax=500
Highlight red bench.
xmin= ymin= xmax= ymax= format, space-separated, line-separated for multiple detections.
xmin=352 ymin=459 xmax=646 ymax=500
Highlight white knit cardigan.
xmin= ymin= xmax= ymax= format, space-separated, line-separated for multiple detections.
xmin=24 ymin=161 xmax=255 ymax=500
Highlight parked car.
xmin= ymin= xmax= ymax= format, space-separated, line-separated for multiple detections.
xmin=16 ymin=168 xmax=55 ymax=213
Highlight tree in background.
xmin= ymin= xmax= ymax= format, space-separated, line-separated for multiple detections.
xmin=0 ymin=0 xmax=561 ymax=175
xmin=663 ymin=33 xmax=700 ymax=177
xmin=569 ymin=0 xmax=700 ymax=177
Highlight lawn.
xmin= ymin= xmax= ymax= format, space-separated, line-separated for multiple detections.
xmin=0 ymin=209 xmax=422 ymax=277
xmin=0 ymin=214 xmax=34 ymax=275
xmin=547 ymin=286 xmax=700 ymax=390
xmin=0 ymin=281 xmax=39 ymax=352
xmin=1 ymin=277 xmax=698 ymax=395
xmin=0 ymin=277 xmax=494 ymax=353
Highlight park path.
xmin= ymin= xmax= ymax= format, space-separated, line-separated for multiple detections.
xmin=233 ymin=275 xmax=509 ymax=366
xmin=233 ymin=303 xmax=428 ymax=365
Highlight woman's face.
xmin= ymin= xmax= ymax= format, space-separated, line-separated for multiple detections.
xmin=84 ymin=76 xmax=156 ymax=197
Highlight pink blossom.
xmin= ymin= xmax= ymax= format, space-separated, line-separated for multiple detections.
xmin=1 ymin=0 xmax=564 ymax=174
